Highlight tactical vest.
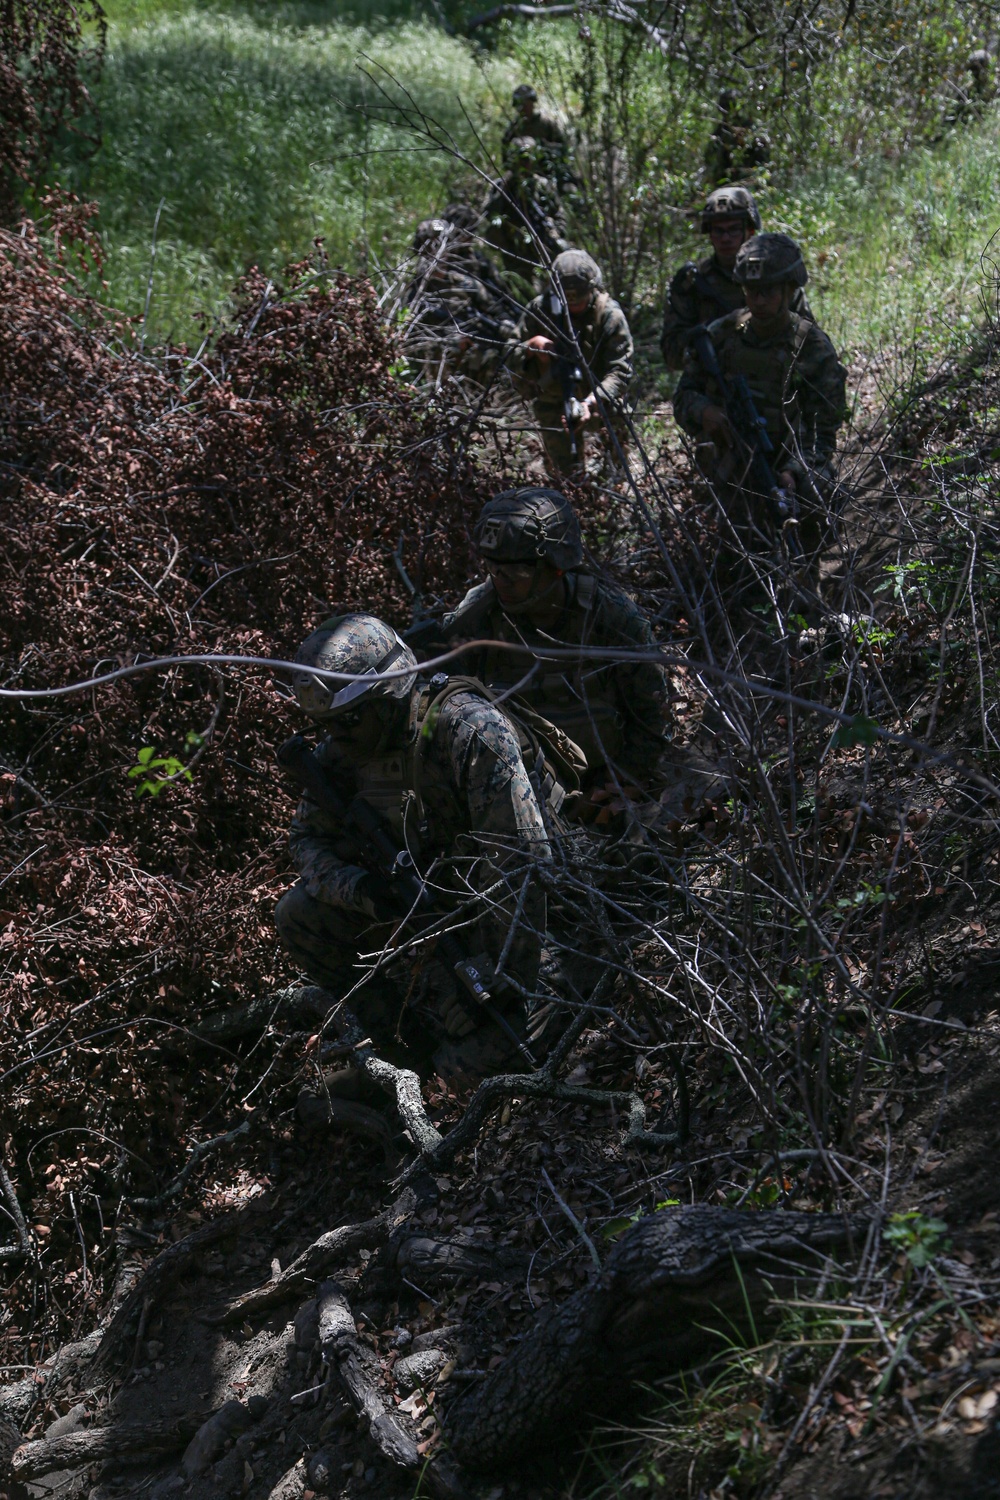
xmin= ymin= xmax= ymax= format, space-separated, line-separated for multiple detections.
xmin=349 ymin=674 xmax=584 ymax=846
xmin=717 ymin=311 xmax=812 ymax=457
xmin=450 ymin=575 xmax=626 ymax=770
xmin=533 ymin=293 xmax=611 ymax=404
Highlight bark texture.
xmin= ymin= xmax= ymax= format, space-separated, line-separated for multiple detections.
xmin=445 ymin=1204 xmax=863 ymax=1469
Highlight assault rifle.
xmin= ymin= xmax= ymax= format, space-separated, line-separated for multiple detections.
xmin=542 ymin=288 xmax=585 ymax=463
xmin=688 ymin=323 xmax=801 ymax=555
xmin=390 ymin=535 xmax=449 ymax=656
xmin=277 ymin=733 xmax=536 ymax=1067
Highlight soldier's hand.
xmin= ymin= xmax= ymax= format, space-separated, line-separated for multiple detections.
xmin=440 ymin=991 xmax=477 ymax=1038
xmin=701 ymin=404 xmax=734 ymax=447
xmin=355 ymin=872 xmax=401 ymax=924
xmin=579 ymin=392 xmax=599 ymax=427
xmin=524 ymin=334 xmax=554 ymax=368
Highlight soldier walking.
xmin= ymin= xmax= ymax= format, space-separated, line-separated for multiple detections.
xmin=672 ymin=233 xmax=847 ymax=590
xmin=507 ymin=249 xmax=633 ymax=476
xmin=660 ymin=186 xmax=812 ymax=371
xmin=482 ymin=136 xmax=568 ymax=291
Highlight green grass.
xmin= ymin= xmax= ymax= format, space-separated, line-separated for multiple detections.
xmin=59 ymin=0 xmax=520 ymax=341
xmin=55 ymin=0 xmax=1000 ymax=373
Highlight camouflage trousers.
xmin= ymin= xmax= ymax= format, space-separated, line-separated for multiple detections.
xmin=695 ymin=445 xmax=834 ymax=611
xmin=533 ymin=402 xmax=629 ymax=477
xmin=274 ymin=882 xmax=405 ymax=1033
xmin=274 ymin=881 xmax=528 ymax=1081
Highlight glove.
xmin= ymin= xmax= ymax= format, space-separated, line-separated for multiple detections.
xmin=700 ymin=403 xmax=734 ymax=447
xmin=354 ymin=872 xmax=401 ymax=924
xmin=440 ymin=991 xmax=477 ymax=1038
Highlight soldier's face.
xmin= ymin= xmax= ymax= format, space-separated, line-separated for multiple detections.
xmin=486 ymin=557 xmax=563 ymax=610
xmin=708 ymin=217 xmax=752 ymax=269
xmin=744 ymin=283 xmax=789 ymax=326
xmin=325 ymin=701 xmax=393 ymax=755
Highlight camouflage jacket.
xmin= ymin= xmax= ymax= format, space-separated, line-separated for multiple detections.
xmin=288 ymin=686 xmax=551 ymax=988
xmin=660 ymin=253 xmax=812 ymax=371
xmin=482 ymin=172 xmax=568 ymax=266
xmin=508 ymin=290 xmax=634 ymax=411
xmin=502 ymin=106 xmax=568 ymax=153
xmin=703 ymin=117 xmax=771 ymax=183
xmin=441 ymin=572 xmax=669 ymax=779
xmin=672 ymin=307 xmax=847 ymax=478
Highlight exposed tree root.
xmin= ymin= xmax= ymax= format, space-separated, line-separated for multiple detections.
xmin=443 ymin=1204 xmax=865 ymax=1469
xmin=90 ymin=1212 xmax=242 ymax=1378
xmin=219 ymin=1190 xmax=418 ymax=1327
xmin=11 ymin=1410 xmax=210 ymax=1482
xmin=317 ymin=1280 xmax=419 ymax=1469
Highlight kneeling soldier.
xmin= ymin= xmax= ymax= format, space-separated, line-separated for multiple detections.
xmin=274 ymin=615 xmax=554 ymax=1079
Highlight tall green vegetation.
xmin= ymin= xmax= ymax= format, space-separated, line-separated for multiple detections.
xmin=56 ymin=0 xmax=519 ymax=340
xmin=52 ymin=0 xmax=1000 ymax=364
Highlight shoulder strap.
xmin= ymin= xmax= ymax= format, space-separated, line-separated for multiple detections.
xmin=571 ymin=571 xmax=597 ymax=611
xmin=410 ymin=673 xmax=586 ymax=818
xmin=591 ymin=290 xmax=610 ymax=322
xmin=789 ymin=313 xmax=812 ymax=359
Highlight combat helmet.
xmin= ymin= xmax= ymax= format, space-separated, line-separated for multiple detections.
xmin=512 ymin=84 xmax=538 ymax=105
xmin=412 ymin=218 xmax=451 ymax=253
xmin=733 ymin=232 xmax=808 ymax=288
xmin=292 ymin=616 xmax=417 ymax=724
xmin=700 ymin=185 xmax=762 ymax=233
xmin=474 ymin=488 xmax=583 ymax=573
xmin=551 ymin=248 xmax=603 ymax=299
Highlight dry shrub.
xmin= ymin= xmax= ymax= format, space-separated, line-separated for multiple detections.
xmin=0 ymin=217 xmax=514 ymax=1349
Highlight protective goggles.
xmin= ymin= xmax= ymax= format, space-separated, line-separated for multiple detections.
xmin=296 ymin=639 xmax=407 ymax=719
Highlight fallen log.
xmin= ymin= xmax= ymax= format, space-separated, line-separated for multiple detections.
xmin=12 ymin=1410 xmax=209 ymax=1481
xmin=444 ymin=1204 xmax=864 ymax=1469
xmin=317 ymin=1281 xmax=418 ymax=1469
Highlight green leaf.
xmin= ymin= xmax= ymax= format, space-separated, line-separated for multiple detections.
xmin=830 ymin=714 xmax=880 ymax=750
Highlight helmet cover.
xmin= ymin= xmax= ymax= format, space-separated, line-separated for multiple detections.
xmin=551 ymin=248 xmax=603 ymax=296
xmin=474 ymin=488 xmax=584 ymax=572
xmin=700 ymin=185 xmax=762 ymax=233
xmin=292 ymin=615 xmax=417 ymax=723
xmin=733 ymin=231 xmax=808 ymax=288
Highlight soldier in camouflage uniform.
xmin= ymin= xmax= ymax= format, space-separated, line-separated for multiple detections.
xmin=660 ymin=186 xmax=812 ymax=371
xmin=507 ymin=249 xmax=633 ymax=476
xmin=482 ymin=136 xmax=569 ymax=292
xmin=672 ymin=232 xmax=847 ymax=570
xmin=502 ymin=84 xmax=574 ymax=193
xmin=703 ymin=91 xmax=771 ymax=185
xmin=432 ymin=488 xmax=670 ymax=789
xmin=274 ymin=615 xmax=552 ymax=1078
xmin=403 ymin=218 xmax=516 ymax=382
